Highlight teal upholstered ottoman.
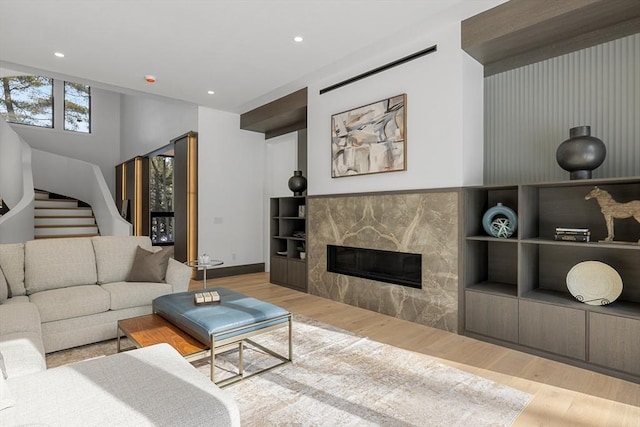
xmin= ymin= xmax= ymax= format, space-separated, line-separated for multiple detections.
xmin=153 ymin=287 xmax=292 ymax=386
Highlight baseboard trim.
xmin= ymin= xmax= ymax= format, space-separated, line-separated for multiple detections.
xmin=195 ymin=263 xmax=265 ymax=280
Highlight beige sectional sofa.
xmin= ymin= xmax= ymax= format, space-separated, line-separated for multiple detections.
xmin=0 ymin=235 xmax=192 ymax=352
xmin=0 ymin=235 xmax=241 ymax=426
xmin=0 ymin=296 xmax=240 ymax=426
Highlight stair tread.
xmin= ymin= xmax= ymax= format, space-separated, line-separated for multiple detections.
xmin=35 ymin=215 xmax=95 ymax=218
xmin=35 ymin=206 xmax=92 ymax=210
xmin=35 ymin=234 xmax=100 ymax=239
xmin=35 ymin=224 xmax=98 ymax=228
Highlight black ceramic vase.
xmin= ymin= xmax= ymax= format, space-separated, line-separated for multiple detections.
xmin=288 ymin=170 xmax=307 ymax=196
xmin=556 ymin=126 xmax=606 ymax=180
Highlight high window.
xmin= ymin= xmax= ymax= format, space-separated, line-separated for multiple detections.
xmin=64 ymin=82 xmax=91 ymax=133
xmin=0 ymin=76 xmax=53 ymax=128
xmin=0 ymin=75 xmax=91 ymax=133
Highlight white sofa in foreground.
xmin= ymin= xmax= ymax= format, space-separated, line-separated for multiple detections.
xmin=0 ymin=235 xmax=192 ymax=352
xmin=0 ymin=302 xmax=240 ymax=426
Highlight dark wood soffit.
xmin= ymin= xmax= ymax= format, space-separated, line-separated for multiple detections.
xmin=240 ymin=87 xmax=307 ymax=139
xmin=462 ymin=0 xmax=640 ymax=77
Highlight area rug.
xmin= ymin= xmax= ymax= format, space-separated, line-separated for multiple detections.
xmin=47 ymin=315 xmax=532 ymax=426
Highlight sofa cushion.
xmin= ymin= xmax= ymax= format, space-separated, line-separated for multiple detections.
xmin=126 ymin=246 xmax=173 ymax=283
xmin=28 ymin=285 xmax=110 ymax=323
xmin=165 ymin=258 xmax=193 ymax=293
xmin=101 ymin=281 xmax=173 ymax=310
xmin=0 ymin=243 xmax=25 ymax=296
xmin=0 ymin=302 xmax=42 ymax=337
xmin=24 ymin=238 xmax=97 ymax=294
xmin=91 ymin=236 xmax=153 ymax=284
xmin=1 ymin=296 xmax=29 ymax=305
xmin=0 ymin=267 xmax=8 ymax=303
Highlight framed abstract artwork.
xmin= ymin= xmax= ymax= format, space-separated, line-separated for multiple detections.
xmin=331 ymin=94 xmax=406 ymax=178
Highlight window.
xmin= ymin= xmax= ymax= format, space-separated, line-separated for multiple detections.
xmin=0 ymin=75 xmax=53 ymax=128
xmin=64 ymin=82 xmax=90 ymax=133
xmin=149 ymin=155 xmax=174 ymax=245
xmin=0 ymin=75 xmax=91 ymax=133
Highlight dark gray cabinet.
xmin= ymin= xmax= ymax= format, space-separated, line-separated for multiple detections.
xmin=463 ymin=177 xmax=640 ymax=382
xmin=589 ymin=313 xmax=640 ymax=377
xmin=270 ymin=196 xmax=307 ymax=292
xmin=465 ymin=291 xmax=518 ymax=343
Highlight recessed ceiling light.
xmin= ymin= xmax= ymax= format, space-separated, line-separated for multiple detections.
xmin=144 ymin=75 xmax=156 ymax=83
xmin=54 ymin=52 xmax=65 ymax=58
xmin=207 ymin=90 xmax=215 ymax=95
xmin=293 ymin=36 xmax=303 ymax=43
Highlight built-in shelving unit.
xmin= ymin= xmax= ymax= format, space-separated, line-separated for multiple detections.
xmin=463 ymin=176 xmax=640 ymax=382
xmin=270 ymin=196 xmax=307 ymax=292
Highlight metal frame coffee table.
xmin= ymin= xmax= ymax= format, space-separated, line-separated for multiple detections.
xmin=117 ymin=289 xmax=292 ymax=387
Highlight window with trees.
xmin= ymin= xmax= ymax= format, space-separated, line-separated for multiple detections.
xmin=0 ymin=75 xmax=91 ymax=133
xmin=0 ymin=76 xmax=53 ymax=128
xmin=64 ymin=82 xmax=91 ymax=133
xmin=149 ymin=155 xmax=174 ymax=245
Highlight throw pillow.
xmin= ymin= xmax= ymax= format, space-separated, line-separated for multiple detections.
xmin=125 ymin=246 xmax=173 ymax=283
xmin=0 ymin=267 xmax=8 ymax=303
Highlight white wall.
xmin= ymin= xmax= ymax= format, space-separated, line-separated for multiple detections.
xmin=197 ymin=106 xmax=265 ymax=267
xmin=9 ymin=87 xmax=121 ymax=196
xmin=263 ymin=132 xmax=298 ymax=270
xmin=119 ymin=94 xmax=198 ymax=161
xmin=307 ymin=22 xmax=484 ymax=196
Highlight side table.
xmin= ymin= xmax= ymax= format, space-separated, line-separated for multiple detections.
xmin=186 ymin=260 xmax=223 ymax=288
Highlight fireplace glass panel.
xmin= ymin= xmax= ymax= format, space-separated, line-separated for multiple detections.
xmin=327 ymin=245 xmax=421 ymax=288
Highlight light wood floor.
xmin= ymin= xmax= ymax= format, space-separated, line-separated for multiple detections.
xmin=191 ymin=273 xmax=640 ymax=427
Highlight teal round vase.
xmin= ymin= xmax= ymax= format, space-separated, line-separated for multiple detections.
xmin=482 ymin=203 xmax=517 ymax=238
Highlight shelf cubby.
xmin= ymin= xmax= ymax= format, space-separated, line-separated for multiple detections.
xmin=270 ymin=196 xmax=307 ymax=292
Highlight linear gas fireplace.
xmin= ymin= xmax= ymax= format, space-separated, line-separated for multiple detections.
xmin=327 ymin=245 xmax=422 ymax=289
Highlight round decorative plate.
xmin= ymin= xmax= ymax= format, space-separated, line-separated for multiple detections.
xmin=566 ymin=261 xmax=623 ymax=305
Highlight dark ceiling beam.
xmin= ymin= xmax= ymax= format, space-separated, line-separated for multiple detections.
xmin=240 ymin=87 xmax=307 ymax=139
xmin=462 ymin=0 xmax=640 ymax=77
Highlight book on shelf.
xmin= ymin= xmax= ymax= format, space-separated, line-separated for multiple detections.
xmin=194 ymin=290 xmax=220 ymax=304
xmin=554 ymin=234 xmax=590 ymax=242
xmin=555 ymin=227 xmax=590 ymax=235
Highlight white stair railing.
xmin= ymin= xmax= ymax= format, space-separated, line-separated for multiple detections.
xmin=0 ymin=118 xmax=35 ymax=243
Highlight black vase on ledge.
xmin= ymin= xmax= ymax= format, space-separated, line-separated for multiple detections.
xmin=288 ymin=170 xmax=307 ymax=196
xmin=556 ymin=125 xmax=606 ymax=180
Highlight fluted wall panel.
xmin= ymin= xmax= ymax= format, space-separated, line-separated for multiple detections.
xmin=485 ymin=33 xmax=639 ymax=185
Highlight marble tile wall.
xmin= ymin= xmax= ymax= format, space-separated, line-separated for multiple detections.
xmin=307 ymin=190 xmax=460 ymax=333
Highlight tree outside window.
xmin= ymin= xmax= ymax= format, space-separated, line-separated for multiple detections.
xmin=64 ymin=82 xmax=90 ymax=133
xmin=150 ymin=155 xmax=174 ymax=245
xmin=0 ymin=76 xmax=53 ymax=128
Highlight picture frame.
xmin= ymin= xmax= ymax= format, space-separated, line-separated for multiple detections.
xmin=331 ymin=94 xmax=406 ymax=178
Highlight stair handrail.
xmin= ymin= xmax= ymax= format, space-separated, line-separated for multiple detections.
xmin=31 ymin=149 xmax=132 ymax=236
xmin=0 ymin=118 xmax=35 ymax=243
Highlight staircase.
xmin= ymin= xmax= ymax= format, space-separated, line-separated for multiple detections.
xmin=34 ymin=190 xmax=99 ymax=239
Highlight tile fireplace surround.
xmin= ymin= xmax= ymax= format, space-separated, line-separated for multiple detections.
xmin=308 ymin=190 xmax=460 ymax=333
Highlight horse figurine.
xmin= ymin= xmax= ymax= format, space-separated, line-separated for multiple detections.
xmin=585 ymin=187 xmax=640 ymax=243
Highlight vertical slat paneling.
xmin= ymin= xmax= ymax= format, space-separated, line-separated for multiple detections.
xmin=485 ymin=33 xmax=639 ymax=185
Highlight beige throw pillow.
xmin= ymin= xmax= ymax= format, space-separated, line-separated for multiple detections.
xmin=125 ymin=246 xmax=173 ymax=283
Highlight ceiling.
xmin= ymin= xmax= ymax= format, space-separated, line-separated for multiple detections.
xmin=0 ymin=0 xmax=501 ymax=114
